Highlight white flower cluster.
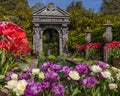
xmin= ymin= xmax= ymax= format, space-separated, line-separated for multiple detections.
xmin=32 ymin=68 xmax=45 ymax=80
xmin=5 ymin=79 xmax=27 ymax=96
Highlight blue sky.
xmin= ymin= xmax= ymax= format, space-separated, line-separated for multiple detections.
xmin=28 ymin=0 xmax=103 ymax=12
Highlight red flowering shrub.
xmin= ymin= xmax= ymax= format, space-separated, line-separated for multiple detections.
xmin=0 ymin=22 xmax=32 ymax=57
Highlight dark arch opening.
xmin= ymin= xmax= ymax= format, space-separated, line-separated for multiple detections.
xmin=43 ymin=28 xmax=59 ymax=56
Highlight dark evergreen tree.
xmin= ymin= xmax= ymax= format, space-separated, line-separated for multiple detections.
xmin=100 ymin=0 xmax=120 ymax=15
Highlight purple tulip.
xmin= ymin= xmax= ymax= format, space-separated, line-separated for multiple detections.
xmin=78 ymin=78 xmax=83 ymax=85
xmin=19 ymin=72 xmax=30 ymax=80
xmin=45 ymin=71 xmax=59 ymax=82
xmin=51 ymin=84 xmax=65 ymax=96
xmin=62 ymin=66 xmax=73 ymax=75
xmin=50 ymin=64 xmax=63 ymax=72
xmin=66 ymin=76 xmax=71 ymax=81
xmin=5 ymin=71 xmax=17 ymax=81
xmin=24 ymin=82 xmax=43 ymax=96
xmin=83 ymin=76 xmax=98 ymax=88
xmin=75 ymin=63 xmax=90 ymax=74
xmin=96 ymin=61 xmax=107 ymax=70
xmin=97 ymin=72 xmax=103 ymax=79
xmin=40 ymin=80 xmax=50 ymax=90
xmin=42 ymin=62 xmax=53 ymax=72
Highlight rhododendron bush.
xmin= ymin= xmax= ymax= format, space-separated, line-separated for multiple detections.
xmin=4 ymin=61 xmax=120 ymax=96
xmin=0 ymin=22 xmax=32 ymax=57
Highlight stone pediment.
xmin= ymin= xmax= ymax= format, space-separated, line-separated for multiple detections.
xmin=32 ymin=3 xmax=70 ymax=17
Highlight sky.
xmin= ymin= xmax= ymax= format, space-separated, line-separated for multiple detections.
xmin=28 ymin=0 xmax=103 ymax=13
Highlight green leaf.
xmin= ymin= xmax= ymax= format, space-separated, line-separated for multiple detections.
xmin=72 ymin=88 xmax=81 ymax=96
xmin=0 ymin=74 xmax=5 ymax=79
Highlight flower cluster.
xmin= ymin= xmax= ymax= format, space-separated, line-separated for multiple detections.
xmin=104 ymin=41 xmax=120 ymax=58
xmin=5 ymin=61 xmax=120 ymax=96
xmin=75 ymin=44 xmax=85 ymax=50
xmin=85 ymin=43 xmax=102 ymax=49
xmin=0 ymin=22 xmax=32 ymax=57
xmin=104 ymin=41 xmax=120 ymax=50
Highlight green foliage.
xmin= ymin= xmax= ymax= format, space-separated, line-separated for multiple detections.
xmin=92 ymin=27 xmax=104 ymax=43
xmin=88 ymin=48 xmax=102 ymax=60
xmin=47 ymin=55 xmax=56 ymax=62
xmin=43 ymin=29 xmax=59 ymax=56
xmin=38 ymin=53 xmax=46 ymax=68
xmin=113 ymin=22 xmax=120 ymax=40
xmin=57 ymin=54 xmax=67 ymax=62
xmin=111 ymin=47 xmax=120 ymax=58
xmin=0 ymin=49 xmax=19 ymax=75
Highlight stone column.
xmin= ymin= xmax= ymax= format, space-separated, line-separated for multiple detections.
xmin=103 ymin=23 xmax=113 ymax=62
xmin=39 ymin=30 xmax=43 ymax=53
xmin=33 ymin=23 xmax=41 ymax=54
xmin=59 ymin=31 xmax=63 ymax=54
xmin=62 ymin=26 xmax=69 ymax=54
xmin=85 ymin=28 xmax=92 ymax=59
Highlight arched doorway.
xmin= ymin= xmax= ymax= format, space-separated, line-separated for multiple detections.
xmin=43 ymin=28 xmax=59 ymax=56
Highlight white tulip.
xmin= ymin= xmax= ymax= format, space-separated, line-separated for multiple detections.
xmin=11 ymin=73 xmax=18 ymax=80
xmin=111 ymin=67 xmax=118 ymax=72
xmin=90 ymin=65 xmax=102 ymax=73
xmin=109 ymin=83 xmax=118 ymax=90
xmin=69 ymin=70 xmax=80 ymax=80
xmin=32 ymin=68 xmax=40 ymax=75
xmin=101 ymin=70 xmax=111 ymax=79
xmin=5 ymin=80 xmax=17 ymax=90
xmin=14 ymin=79 xmax=28 ymax=96
xmin=38 ymin=72 xmax=45 ymax=80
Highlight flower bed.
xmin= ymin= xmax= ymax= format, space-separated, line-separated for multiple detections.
xmin=4 ymin=61 xmax=120 ymax=96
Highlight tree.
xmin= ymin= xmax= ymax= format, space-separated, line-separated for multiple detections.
xmin=31 ymin=2 xmax=45 ymax=12
xmin=100 ymin=0 xmax=120 ymax=15
xmin=0 ymin=0 xmax=32 ymax=42
xmin=66 ymin=1 xmax=105 ymax=52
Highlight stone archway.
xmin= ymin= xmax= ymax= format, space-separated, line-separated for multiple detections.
xmin=32 ymin=3 xmax=70 ymax=55
xmin=43 ymin=28 xmax=59 ymax=56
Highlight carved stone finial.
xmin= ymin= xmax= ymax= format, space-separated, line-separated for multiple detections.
xmin=48 ymin=3 xmax=55 ymax=11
